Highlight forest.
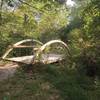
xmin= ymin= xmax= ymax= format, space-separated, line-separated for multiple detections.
xmin=0 ymin=0 xmax=100 ymax=100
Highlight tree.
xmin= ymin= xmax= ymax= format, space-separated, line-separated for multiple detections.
xmin=69 ymin=0 xmax=100 ymax=77
xmin=0 ymin=0 xmax=69 ymax=56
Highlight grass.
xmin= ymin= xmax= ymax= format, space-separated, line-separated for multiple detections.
xmin=0 ymin=63 xmax=100 ymax=100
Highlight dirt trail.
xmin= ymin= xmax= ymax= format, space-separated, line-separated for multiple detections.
xmin=0 ymin=62 xmax=19 ymax=81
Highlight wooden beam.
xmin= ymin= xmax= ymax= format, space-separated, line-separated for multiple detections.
xmin=13 ymin=45 xmax=34 ymax=48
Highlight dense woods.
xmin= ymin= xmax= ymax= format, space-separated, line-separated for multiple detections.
xmin=0 ymin=0 xmax=100 ymax=100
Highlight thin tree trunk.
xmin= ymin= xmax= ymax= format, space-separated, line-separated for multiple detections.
xmin=0 ymin=0 xmax=3 ymax=25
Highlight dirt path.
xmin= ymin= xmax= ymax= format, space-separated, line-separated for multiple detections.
xmin=0 ymin=62 xmax=19 ymax=81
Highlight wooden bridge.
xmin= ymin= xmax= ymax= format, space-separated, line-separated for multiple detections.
xmin=2 ymin=39 xmax=70 ymax=64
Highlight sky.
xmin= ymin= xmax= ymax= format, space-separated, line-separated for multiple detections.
xmin=66 ymin=0 xmax=75 ymax=7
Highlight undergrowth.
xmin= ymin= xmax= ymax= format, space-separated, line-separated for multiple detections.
xmin=0 ymin=63 xmax=100 ymax=100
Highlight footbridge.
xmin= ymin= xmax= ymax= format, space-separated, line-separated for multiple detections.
xmin=2 ymin=39 xmax=70 ymax=64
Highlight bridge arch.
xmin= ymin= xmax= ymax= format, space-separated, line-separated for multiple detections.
xmin=2 ymin=39 xmax=43 ymax=59
xmin=38 ymin=40 xmax=70 ymax=54
xmin=35 ymin=40 xmax=71 ymax=61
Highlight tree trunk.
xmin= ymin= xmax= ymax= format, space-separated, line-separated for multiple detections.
xmin=0 ymin=0 xmax=3 ymax=25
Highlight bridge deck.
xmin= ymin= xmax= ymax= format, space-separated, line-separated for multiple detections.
xmin=5 ymin=54 xmax=64 ymax=64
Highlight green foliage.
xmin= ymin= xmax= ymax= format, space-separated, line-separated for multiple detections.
xmin=0 ymin=64 xmax=100 ymax=100
xmin=0 ymin=0 xmax=68 ymax=56
xmin=0 ymin=0 xmax=100 ymax=99
xmin=65 ymin=0 xmax=100 ymax=77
